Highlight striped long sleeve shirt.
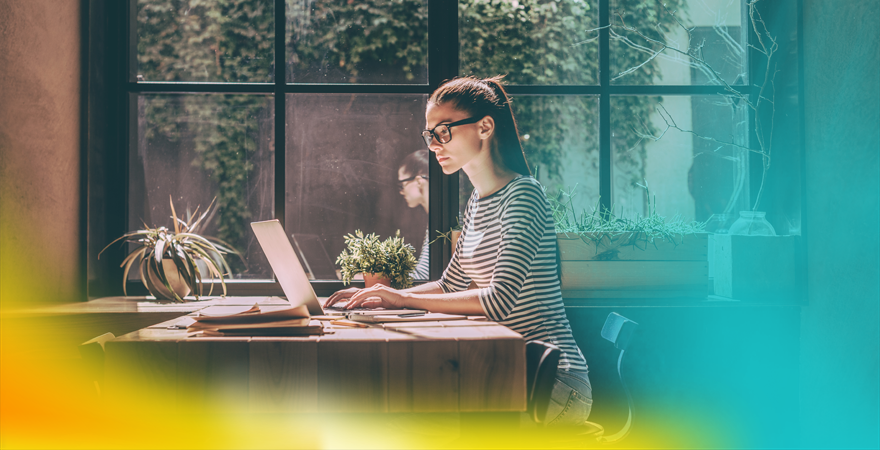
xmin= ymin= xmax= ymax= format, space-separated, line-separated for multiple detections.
xmin=412 ymin=229 xmax=430 ymax=280
xmin=438 ymin=175 xmax=588 ymax=372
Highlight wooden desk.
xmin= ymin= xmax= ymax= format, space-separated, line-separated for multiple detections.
xmin=103 ymin=313 xmax=526 ymax=414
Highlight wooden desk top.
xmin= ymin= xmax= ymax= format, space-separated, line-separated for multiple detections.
xmin=103 ymin=307 xmax=526 ymax=414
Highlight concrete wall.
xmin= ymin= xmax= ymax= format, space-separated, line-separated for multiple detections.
xmin=0 ymin=0 xmax=82 ymax=308
xmin=801 ymin=0 xmax=880 ymax=447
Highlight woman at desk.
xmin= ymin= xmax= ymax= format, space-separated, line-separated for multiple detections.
xmin=326 ymin=76 xmax=591 ymax=426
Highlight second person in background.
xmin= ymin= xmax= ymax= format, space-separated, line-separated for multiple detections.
xmin=397 ymin=150 xmax=430 ymax=280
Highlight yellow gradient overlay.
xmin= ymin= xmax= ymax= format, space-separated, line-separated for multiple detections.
xmin=1 ymin=318 xmax=731 ymax=450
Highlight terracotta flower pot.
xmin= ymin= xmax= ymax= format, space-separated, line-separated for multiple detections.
xmin=363 ymin=273 xmax=391 ymax=288
xmin=144 ymin=258 xmax=191 ymax=300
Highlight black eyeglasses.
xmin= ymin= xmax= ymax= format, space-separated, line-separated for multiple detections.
xmin=421 ymin=116 xmax=482 ymax=146
xmin=397 ymin=175 xmax=427 ymax=190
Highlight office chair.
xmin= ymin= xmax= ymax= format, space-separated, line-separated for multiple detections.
xmin=525 ymin=312 xmax=639 ymax=444
xmin=595 ymin=312 xmax=639 ymax=443
xmin=79 ymin=332 xmax=115 ymax=396
xmin=526 ymin=340 xmax=561 ymax=424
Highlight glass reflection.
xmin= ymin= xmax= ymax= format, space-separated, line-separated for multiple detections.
xmin=459 ymin=0 xmax=599 ymax=85
xmin=286 ymin=94 xmax=429 ymax=280
xmin=131 ymin=94 xmax=275 ymax=279
xmin=286 ymin=0 xmax=428 ymax=84
xmin=612 ymin=95 xmax=749 ymax=228
xmin=136 ymin=0 xmax=275 ymax=83
xmin=610 ymin=0 xmax=745 ymax=86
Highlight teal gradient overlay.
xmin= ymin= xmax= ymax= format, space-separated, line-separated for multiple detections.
xmin=800 ymin=0 xmax=880 ymax=448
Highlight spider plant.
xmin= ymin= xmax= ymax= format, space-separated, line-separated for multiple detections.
xmin=99 ymin=196 xmax=240 ymax=302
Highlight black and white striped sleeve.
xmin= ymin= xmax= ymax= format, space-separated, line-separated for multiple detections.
xmin=437 ymin=195 xmax=474 ymax=293
xmin=476 ymin=185 xmax=548 ymax=321
xmin=411 ymin=229 xmax=430 ymax=280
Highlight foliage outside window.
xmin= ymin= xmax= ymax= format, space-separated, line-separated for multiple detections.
xmin=132 ymin=0 xmax=755 ymax=282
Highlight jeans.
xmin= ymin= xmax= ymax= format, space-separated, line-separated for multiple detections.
xmin=544 ymin=369 xmax=593 ymax=427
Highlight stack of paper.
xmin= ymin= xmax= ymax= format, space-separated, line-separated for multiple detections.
xmin=186 ymin=304 xmax=324 ymax=336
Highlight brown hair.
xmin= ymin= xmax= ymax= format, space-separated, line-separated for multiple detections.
xmin=399 ymin=149 xmax=429 ymax=178
xmin=428 ymin=76 xmax=531 ymax=176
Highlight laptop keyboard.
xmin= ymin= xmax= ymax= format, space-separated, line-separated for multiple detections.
xmin=323 ymin=302 xmax=373 ymax=312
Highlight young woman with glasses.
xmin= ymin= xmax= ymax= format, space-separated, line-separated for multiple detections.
xmin=397 ymin=149 xmax=430 ymax=279
xmin=326 ymin=76 xmax=592 ymax=426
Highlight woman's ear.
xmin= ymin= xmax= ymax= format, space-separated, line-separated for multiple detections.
xmin=477 ymin=116 xmax=495 ymax=140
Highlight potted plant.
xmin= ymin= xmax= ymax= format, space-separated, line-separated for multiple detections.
xmin=99 ymin=197 xmax=240 ymax=302
xmin=549 ymin=185 xmax=709 ymax=300
xmin=336 ymin=230 xmax=417 ymax=290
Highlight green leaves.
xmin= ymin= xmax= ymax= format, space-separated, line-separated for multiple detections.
xmin=336 ymin=230 xmax=417 ymax=290
xmin=549 ymin=182 xmax=706 ymax=251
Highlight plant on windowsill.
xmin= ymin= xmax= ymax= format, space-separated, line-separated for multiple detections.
xmin=549 ymin=183 xmax=709 ymax=300
xmin=336 ymin=230 xmax=417 ymax=290
xmin=430 ymin=215 xmax=464 ymax=254
xmin=99 ymin=197 xmax=241 ymax=302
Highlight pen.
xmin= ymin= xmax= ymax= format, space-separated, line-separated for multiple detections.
xmin=398 ymin=312 xmax=427 ymax=318
xmin=330 ymin=320 xmax=370 ymax=328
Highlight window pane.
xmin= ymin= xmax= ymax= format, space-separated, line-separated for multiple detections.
xmin=286 ymin=0 xmax=428 ymax=84
xmin=459 ymin=96 xmax=599 ymax=219
xmin=610 ymin=0 xmax=745 ymax=86
xmin=460 ymin=0 xmax=598 ymax=85
xmin=131 ymin=94 xmax=275 ymax=280
xmin=137 ymin=0 xmax=275 ymax=83
xmin=286 ymin=94 xmax=429 ymax=280
xmin=611 ymin=95 xmax=749 ymax=229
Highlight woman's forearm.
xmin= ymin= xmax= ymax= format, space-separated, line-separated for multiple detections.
xmin=401 ymin=281 xmax=445 ymax=295
xmin=400 ymin=286 xmax=485 ymax=315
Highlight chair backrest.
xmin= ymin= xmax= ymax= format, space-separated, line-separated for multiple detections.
xmin=601 ymin=312 xmax=638 ymax=350
xmin=598 ymin=312 xmax=639 ymax=443
xmin=526 ymin=340 xmax=561 ymax=424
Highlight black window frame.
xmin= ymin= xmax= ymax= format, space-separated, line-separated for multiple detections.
xmin=85 ymin=0 xmax=804 ymax=300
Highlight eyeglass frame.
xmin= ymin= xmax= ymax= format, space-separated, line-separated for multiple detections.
xmin=397 ymin=174 xmax=427 ymax=191
xmin=420 ymin=116 xmax=483 ymax=147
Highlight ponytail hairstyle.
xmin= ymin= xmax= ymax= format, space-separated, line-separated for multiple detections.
xmin=428 ymin=76 xmax=532 ymax=177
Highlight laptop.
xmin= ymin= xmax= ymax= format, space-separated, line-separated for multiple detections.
xmin=250 ymin=220 xmax=425 ymax=317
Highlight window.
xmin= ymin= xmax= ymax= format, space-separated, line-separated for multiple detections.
xmin=88 ymin=0 xmax=801 ymax=297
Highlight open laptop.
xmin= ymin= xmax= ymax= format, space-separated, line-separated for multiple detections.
xmin=250 ymin=220 xmax=425 ymax=317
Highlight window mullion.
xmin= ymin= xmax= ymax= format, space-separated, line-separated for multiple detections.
xmin=274 ymin=0 xmax=286 ymax=226
xmin=599 ymin=0 xmax=611 ymax=212
xmin=428 ymin=0 xmax=460 ymax=280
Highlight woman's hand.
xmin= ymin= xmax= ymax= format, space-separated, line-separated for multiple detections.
xmin=344 ymin=284 xmax=407 ymax=310
xmin=323 ymin=287 xmax=361 ymax=309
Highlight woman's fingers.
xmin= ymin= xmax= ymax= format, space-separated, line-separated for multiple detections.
xmin=359 ymin=298 xmax=386 ymax=309
xmin=346 ymin=286 xmax=384 ymax=309
xmin=324 ymin=287 xmax=359 ymax=308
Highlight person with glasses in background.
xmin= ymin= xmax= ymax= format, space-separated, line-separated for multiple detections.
xmin=327 ymin=76 xmax=592 ymax=427
xmin=397 ymin=150 xmax=430 ymax=280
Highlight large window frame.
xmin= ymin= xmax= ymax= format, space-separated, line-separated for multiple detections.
xmin=86 ymin=0 xmax=804 ymax=299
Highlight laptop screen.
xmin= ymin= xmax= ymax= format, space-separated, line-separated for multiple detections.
xmin=250 ymin=220 xmax=324 ymax=316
